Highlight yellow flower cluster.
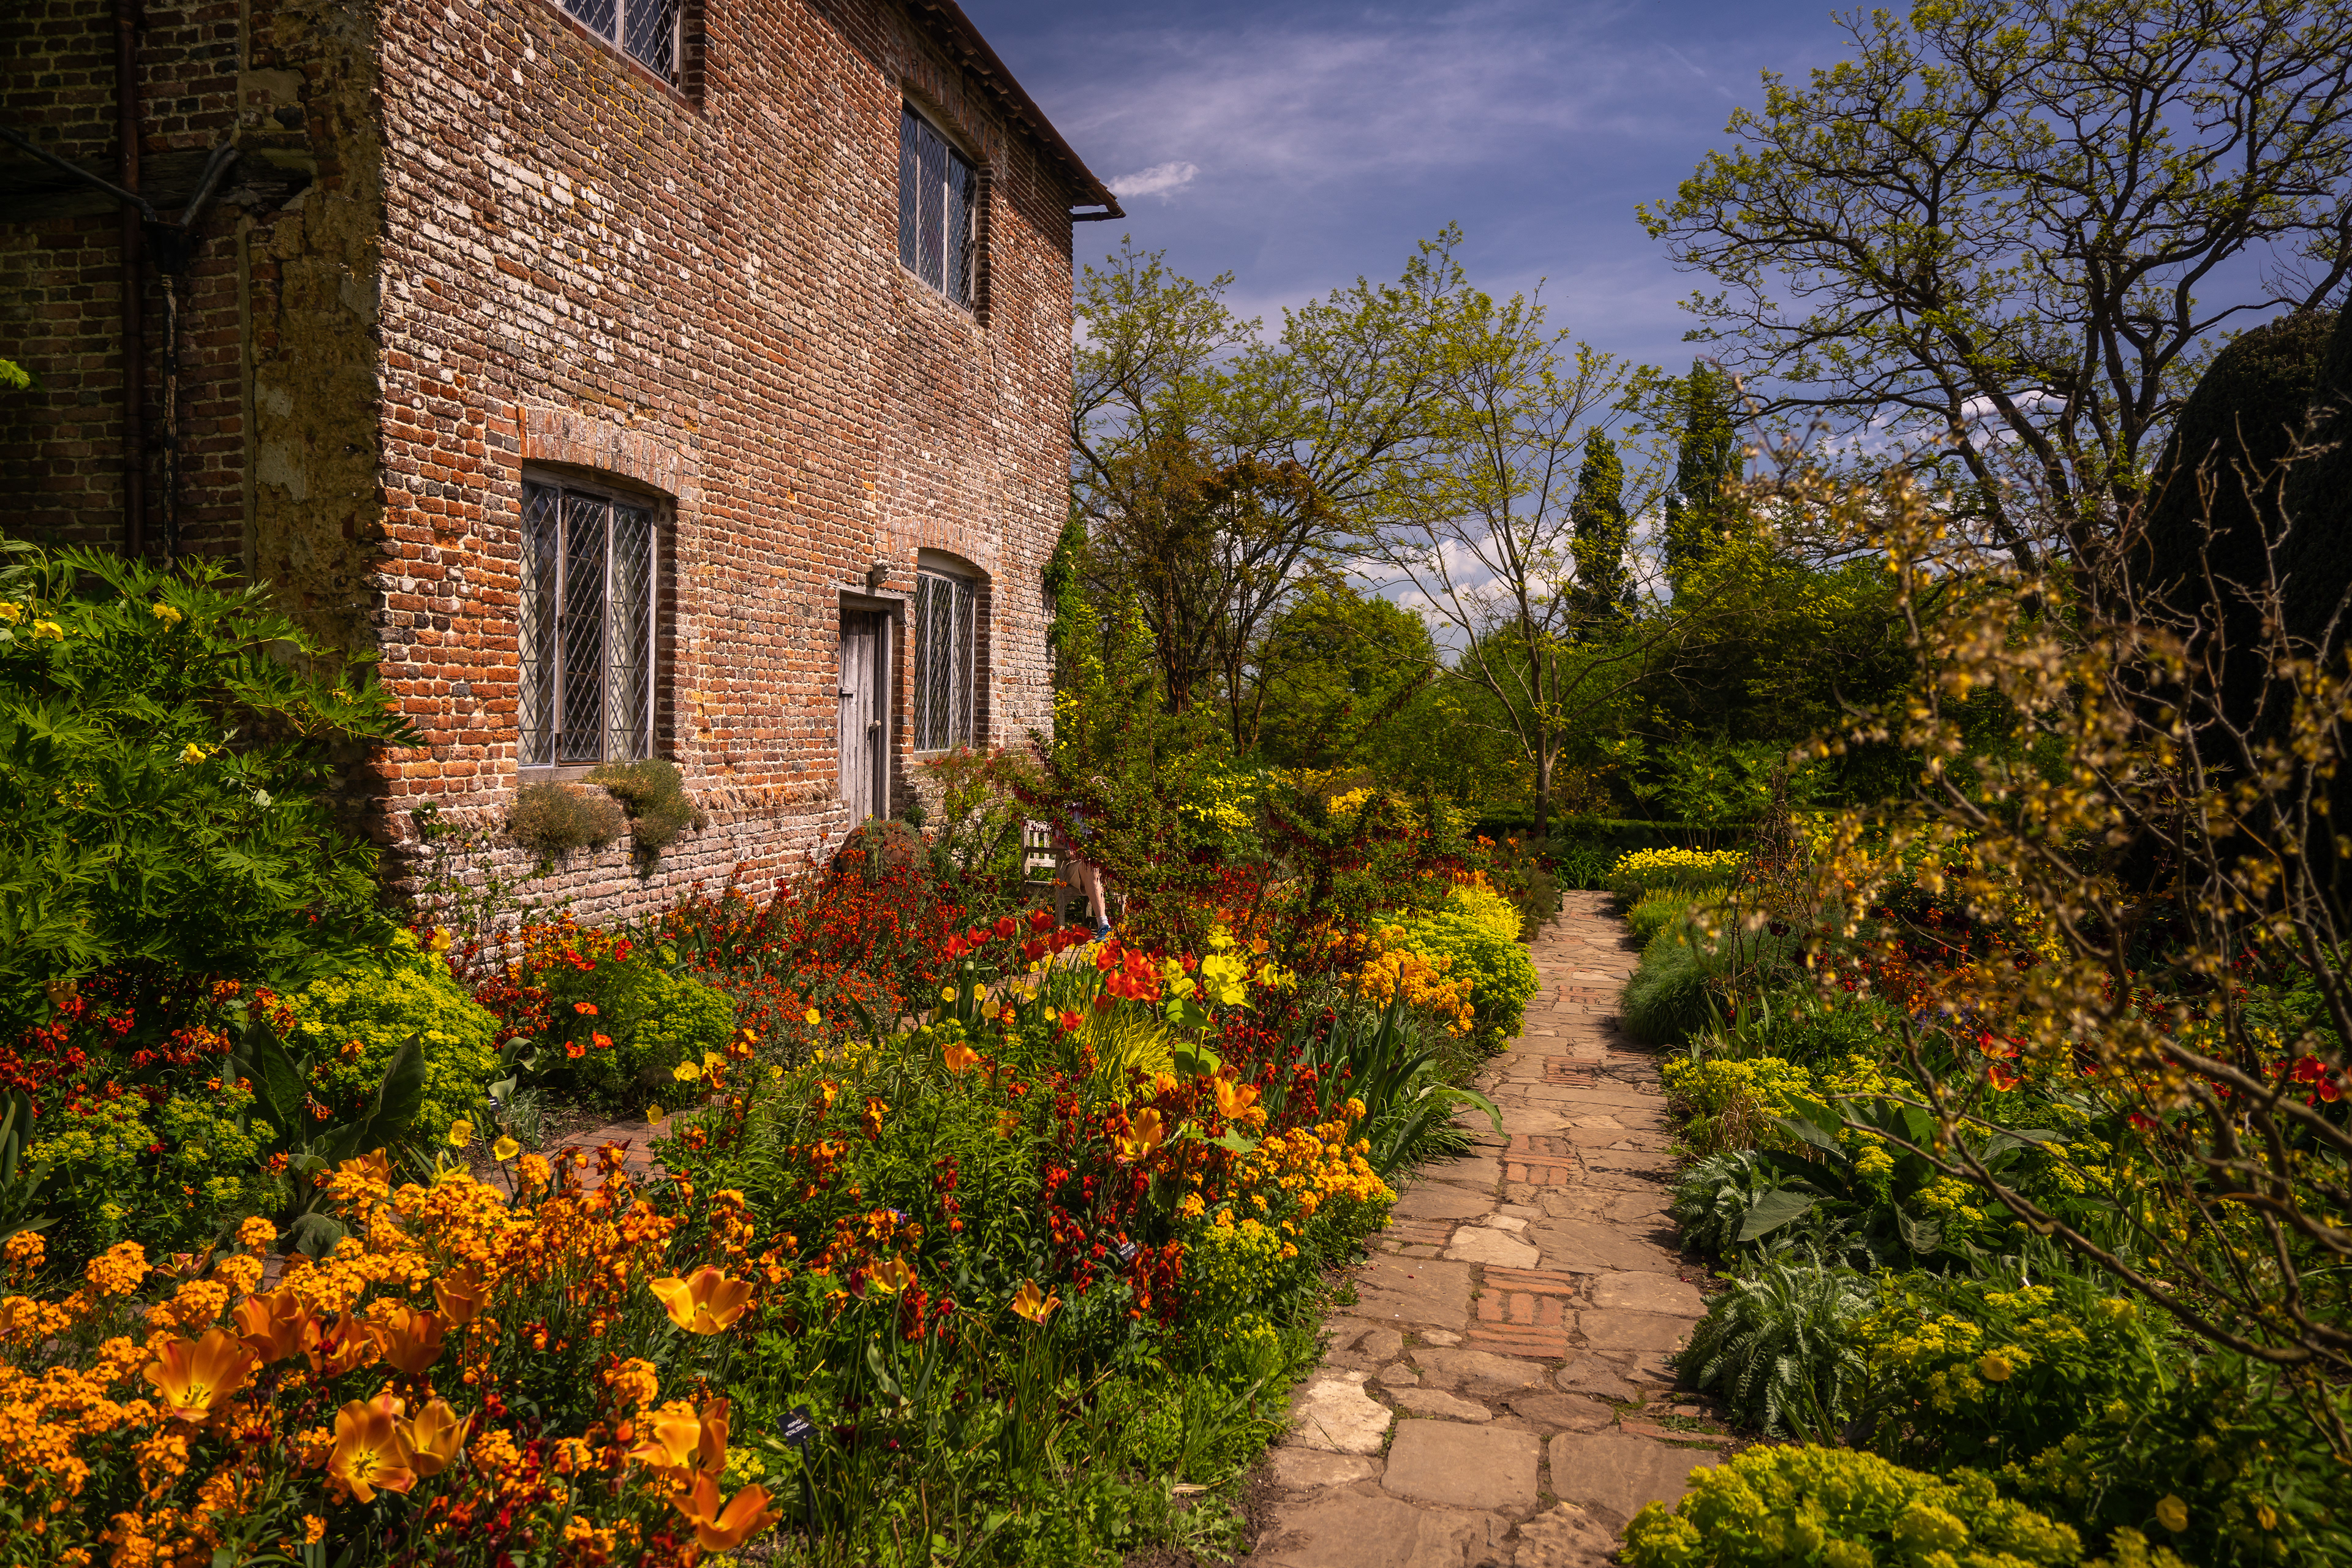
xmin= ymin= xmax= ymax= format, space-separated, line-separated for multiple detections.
xmin=1352 ymin=925 xmax=1474 ymax=1035
xmin=1234 ymin=1107 xmax=1395 ymax=1246
xmin=1611 ymin=846 xmax=1747 ymax=880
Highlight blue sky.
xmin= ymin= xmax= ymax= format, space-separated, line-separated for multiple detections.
xmin=963 ymin=0 xmax=1859 ymax=375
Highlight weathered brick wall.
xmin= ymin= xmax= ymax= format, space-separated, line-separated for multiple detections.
xmin=0 ymin=0 xmax=380 ymax=579
xmin=366 ymin=0 xmax=1079 ymax=921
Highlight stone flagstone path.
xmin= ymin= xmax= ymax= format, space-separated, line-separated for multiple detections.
xmin=1245 ymin=892 xmax=1726 ymax=1568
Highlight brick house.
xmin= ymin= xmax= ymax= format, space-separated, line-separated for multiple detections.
xmin=1 ymin=0 xmax=1117 ymax=918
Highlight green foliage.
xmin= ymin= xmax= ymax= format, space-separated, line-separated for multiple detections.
xmin=1395 ymin=904 xmax=1539 ymax=1046
xmin=1627 ymin=884 xmax=1727 ymax=948
xmin=1623 ymin=919 xmax=1725 ymax=1046
xmin=1623 ymin=1445 xmax=2086 ymax=1568
xmin=22 ymin=1076 xmax=274 ymax=1262
xmin=1664 ymin=360 xmax=1743 ymax=587
xmin=280 ymin=933 xmax=500 ymax=1143
xmin=1568 ymin=431 xmax=1634 ymax=634
xmin=588 ymin=756 xmax=707 ymax=853
xmin=507 ymin=779 xmax=625 ymax=858
xmin=540 ymin=951 xmax=738 ymax=1112
xmin=2141 ymin=311 xmax=2334 ymax=735
xmin=1250 ymin=582 xmax=1436 ymax=769
xmin=1678 ymin=1256 xmax=1872 ymax=1440
xmin=0 ymin=543 xmax=414 ymax=1036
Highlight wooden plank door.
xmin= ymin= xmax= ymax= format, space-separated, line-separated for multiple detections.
xmin=839 ymin=611 xmax=887 ymax=821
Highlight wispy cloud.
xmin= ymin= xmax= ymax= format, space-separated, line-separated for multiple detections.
xmin=1108 ymin=159 xmax=1200 ymax=201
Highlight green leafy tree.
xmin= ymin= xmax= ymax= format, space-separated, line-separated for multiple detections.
xmin=1567 ymin=431 xmax=1634 ymax=633
xmin=1643 ymin=0 xmax=2352 ymax=574
xmin=1248 ymin=581 xmax=1435 ymax=767
xmin=1071 ymin=235 xmax=1476 ymax=749
xmin=1664 ymin=360 xmax=1743 ymax=589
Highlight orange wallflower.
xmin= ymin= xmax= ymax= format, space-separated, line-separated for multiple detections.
xmin=141 ymin=1329 xmax=258 ymax=1422
xmin=328 ymin=1395 xmax=415 ymax=1502
xmin=647 ymin=1267 xmax=754 ymax=1334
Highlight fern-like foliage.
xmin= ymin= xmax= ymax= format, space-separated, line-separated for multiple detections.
xmin=1677 ymin=1256 xmax=1872 ymax=1441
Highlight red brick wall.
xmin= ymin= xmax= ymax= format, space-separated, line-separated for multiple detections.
xmin=366 ymin=0 xmax=1076 ymax=919
xmin=3 ymin=0 xmax=1083 ymax=925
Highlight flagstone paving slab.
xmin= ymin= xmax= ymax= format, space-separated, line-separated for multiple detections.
xmin=1249 ymin=894 xmax=1715 ymax=1565
xmin=1383 ymin=1423 xmax=1542 ymax=1512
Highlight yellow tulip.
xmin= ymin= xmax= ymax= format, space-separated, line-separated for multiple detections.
xmin=491 ymin=1135 xmax=521 ymax=1161
xmin=2156 ymin=1496 xmax=2188 ymax=1532
xmin=447 ymin=1119 xmax=475 ymax=1149
xmin=805 ymin=1006 xmax=822 ymax=1025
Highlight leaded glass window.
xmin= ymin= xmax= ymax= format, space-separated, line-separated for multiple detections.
xmin=519 ymin=479 xmax=657 ymax=768
xmin=563 ymin=0 xmax=681 ymax=80
xmin=913 ymin=568 xmax=978 ymax=752
xmin=899 ymin=106 xmax=976 ymax=307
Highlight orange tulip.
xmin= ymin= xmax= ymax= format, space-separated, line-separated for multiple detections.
xmin=628 ymin=1400 xmax=705 ymax=1472
xmin=695 ymin=1396 xmax=731 ymax=1477
xmin=1114 ymin=1107 xmax=1164 ymax=1163
xmin=941 ymin=1039 xmax=981 ymax=1073
xmin=865 ymin=1255 xmax=915 ymax=1296
xmin=141 ymin=1329 xmax=259 ymax=1423
xmin=1009 ymin=1278 xmax=1060 ymax=1325
xmin=403 ymin=1397 xmax=469 ymax=1479
xmin=304 ymin=1310 xmax=379 ymax=1378
xmin=329 ymin=1395 xmax=416 ymax=1503
xmin=673 ymin=1474 xmax=780 ymax=1551
xmin=648 ymin=1266 xmax=754 ymax=1335
xmin=372 ymin=1303 xmax=448 ymax=1376
xmin=232 ymin=1286 xmax=311 ymax=1364
xmin=1213 ymin=1074 xmax=1259 ymax=1120
xmin=433 ymin=1266 xmax=484 ymax=1325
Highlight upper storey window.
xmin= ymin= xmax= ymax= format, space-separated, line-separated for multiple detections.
xmin=899 ymin=106 xmax=976 ymax=307
xmin=563 ymin=0 xmax=681 ymax=80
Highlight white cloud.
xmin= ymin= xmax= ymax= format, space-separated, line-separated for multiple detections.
xmin=1109 ymin=160 xmax=1200 ymax=201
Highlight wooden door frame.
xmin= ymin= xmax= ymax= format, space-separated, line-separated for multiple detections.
xmin=839 ymin=590 xmax=903 ymax=820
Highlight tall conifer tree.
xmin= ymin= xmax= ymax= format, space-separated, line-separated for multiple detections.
xmin=1568 ymin=432 xmax=1632 ymax=635
xmin=1664 ymin=360 xmax=1741 ymax=587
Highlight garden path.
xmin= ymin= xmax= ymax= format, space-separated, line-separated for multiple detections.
xmin=1243 ymin=892 xmax=1722 ymax=1568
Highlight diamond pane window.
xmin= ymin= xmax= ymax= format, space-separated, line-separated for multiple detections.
xmin=564 ymin=0 xmax=681 ymax=79
xmin=913 ymin=568 xmax=979 ymax=752
xmin=519 ymin=479 xmax=658 ymax=768
xmin=899 ymin=106 xmax=976 ymax=307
